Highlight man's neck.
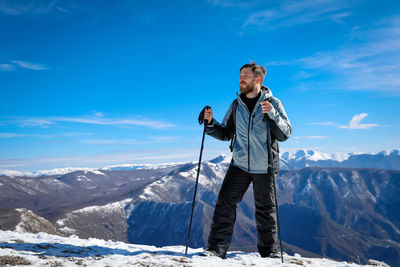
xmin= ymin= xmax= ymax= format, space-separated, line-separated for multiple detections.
xmin=245 ymin=85 xmax=261 ymax=98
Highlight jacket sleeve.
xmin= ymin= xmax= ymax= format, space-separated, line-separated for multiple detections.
xmin=204 ymin=101 xmax=235 ymax=141
xmin=266 ymin=98 xmax=292 ymax=142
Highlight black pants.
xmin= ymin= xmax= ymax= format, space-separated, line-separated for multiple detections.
xmin=207 ymin=164 xmax=277 ymax=257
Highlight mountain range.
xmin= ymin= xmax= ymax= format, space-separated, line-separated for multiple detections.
xmin=280 ymin=149 xmax=400 ymax=170
xmin=0 ymin=149 xmax=399 ymax=266
xmin=1 ymin=149 xmax=399 ymax=177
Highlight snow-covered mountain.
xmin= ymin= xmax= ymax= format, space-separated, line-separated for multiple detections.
xmin=281 ymin=150 xmax=350 ymax=162
xmin=0 ymin=230 xmax=389 ymax=267
xmin=0 ymin=162 xmax=186 ymax=178
xmin=279 ymin=149 xmax=400 ymax=170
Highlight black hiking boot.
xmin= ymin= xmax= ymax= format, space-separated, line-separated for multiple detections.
xmin=200 ymin=249 xmax=226 ymax=259
xmin=259 ymin=249 xmax=280 ymax=258
xmin=266 ymin=252 xmax=280 ymax=258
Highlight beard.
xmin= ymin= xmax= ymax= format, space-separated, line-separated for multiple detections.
xmin=239 ymin=80 xmax=256 ymax=94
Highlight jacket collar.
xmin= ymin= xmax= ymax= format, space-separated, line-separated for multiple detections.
xmin=236 ymin=85 xmax=273 ymax=111
xmin=261 ymin=85 xmax=273 ymax=100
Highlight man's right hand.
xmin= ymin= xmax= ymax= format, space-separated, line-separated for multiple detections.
xmin=198 ymin=106 xmax=213 ymax=125
xmin=204 ymin=107 xmax=213 ymax=124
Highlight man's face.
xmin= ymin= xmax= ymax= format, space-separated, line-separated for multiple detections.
xmin=239 ymin=68 xmax=257 ymax=94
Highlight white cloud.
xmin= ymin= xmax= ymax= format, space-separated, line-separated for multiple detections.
xmin=53 ymin=117 xmax=175 ymax=129
xmin=0 ymin=115 xmax=175 ymax=129
xmin=242 ymin=0 xmax=352 ymax=31
xmin=291 ymin=70 xmax=313 ymax=81
xmin=268 ymin=15 xmax=400 ymax=92
xmin=208 ymin=0 xmax=255 ymax=8
xmin=0 ymin=0 xmax=59 ymax=15
xmin=0 ymin=63 xmax=15 ymax=71
xmin=309 ymin=121 xmax=339 ymax=127
xmin=0 ymin=118 xmax=55 ymax=128
xmin=83 ymin=136 xmax=178 ymax=146
xmin=93 ymin=111 xmax=105 ymax=117
xmin=339 ymin=113 xmax=379 ymax=130
xmin=304 ymin=136 xmax=330 ymax=139
xmin=0 ymin=132 xmax=93 ymax=139
xmin=311 ymin=113 xmax=380 ymax=130
xmin=83 ymin=139 xmax=138 ymax=145
xmin=0 ymin=133 xmax=54 ymax=138
xmin=62 ymin=132 xmax=93 ymax=137
xmin=9 ymin=60 xmax=49 ymax=70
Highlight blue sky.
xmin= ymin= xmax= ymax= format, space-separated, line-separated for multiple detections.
xmin=1 ymin=0 xmax=399 ymax=172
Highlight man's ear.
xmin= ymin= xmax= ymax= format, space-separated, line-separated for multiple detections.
xmin=258 ymin=77 xmax=261 ymax=83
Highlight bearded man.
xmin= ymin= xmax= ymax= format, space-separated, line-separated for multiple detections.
xmin=201 ymin=62 xmax=292 ymax=259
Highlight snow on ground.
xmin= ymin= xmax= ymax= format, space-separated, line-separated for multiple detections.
xmin=0 ymin=230 xmax=388 ymax=267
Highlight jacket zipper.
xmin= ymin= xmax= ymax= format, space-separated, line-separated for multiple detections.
xmin=238 ymin=96 xmax=262 ymax=173
xmin=248 ymin=112 xmax=252 ymax=172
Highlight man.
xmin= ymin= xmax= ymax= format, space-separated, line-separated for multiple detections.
xmin=201 ymin=62 xmax=292 ymax=259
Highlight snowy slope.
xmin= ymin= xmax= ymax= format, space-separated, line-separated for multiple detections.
xmin=0 ymin=230 xmax=389 ymax=267
xmin=56 ymin=198 xmax=133 ymax=239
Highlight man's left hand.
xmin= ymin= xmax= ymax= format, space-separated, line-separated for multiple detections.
xmin=260 ymin=101 xmax=273 ymax=114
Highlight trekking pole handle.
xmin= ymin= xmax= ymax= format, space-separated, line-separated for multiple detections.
xmin=199 ymin=106 xmax=212 ymax=126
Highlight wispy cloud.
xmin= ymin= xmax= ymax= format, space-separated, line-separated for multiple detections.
xmin=83 ymin=136 xmax=177 ymax=146
xmin=0 ymin=133 xmax=54 ymax=138
xmin=9 ymin=60 xmax=49 ymax=70
xmin=242 ymin=0 xmax=352 ymax=32
xmin=267 ymin=15 xmax=400 ymax=92
xmin=339 ymin=113 xmax=379 ymax=130
xmin=291 ymin=70 xmax=313 ymax=81
xmin=0 ymin=63 xmax=15 ymax=71
xmin=0 ymin=0 xmax=60 ymax=15
xmin=309 ymin=121 xmax=339 ymax=127
xmin=83 ymin=139 xmax=138 ymax=145
xmin=53 ymin=117 xmax=174 ymax=129
xmin=310 ymin=113 xmax=380 ymax=130
xmin=304 ymin=136 xmax=330 ymax=139
xmin=62 ymin=132 xmax=93 ymax=137
xmin=0 ymin=118 xmax=55 ymax=128
xmin=0 ymin=132 xmax=92 ymax=139
xmin=208 ymin=0 xmax=256 ymax=8
xmin=0 ymin=114 xmax=175 ymax=129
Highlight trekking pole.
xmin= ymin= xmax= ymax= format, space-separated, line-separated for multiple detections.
xmin=265 ymin=115 xmax=284 ymax=263
xmin=185 ymin=106 xmax=211 ymax=255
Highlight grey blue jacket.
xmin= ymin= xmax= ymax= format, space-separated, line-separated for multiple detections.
xmin=205 ymin=87 xmax=292 ymax=173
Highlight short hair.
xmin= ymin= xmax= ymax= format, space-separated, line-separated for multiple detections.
xmin=240 ymin=62 xmax=267 ymax=85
